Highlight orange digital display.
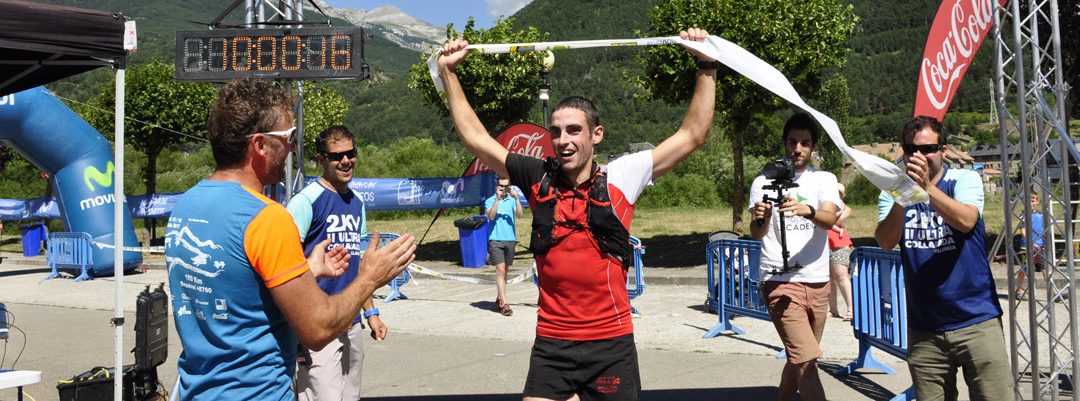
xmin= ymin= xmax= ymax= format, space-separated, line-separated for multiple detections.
xmin=175 ymin=27 xmax=367 ymax=81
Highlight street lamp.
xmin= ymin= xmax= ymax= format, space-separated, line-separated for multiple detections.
xmin=539 ymin=50 xmax=555 ymax=128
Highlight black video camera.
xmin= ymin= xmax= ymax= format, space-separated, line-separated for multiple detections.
xmin=762 ymin=158 xmax=795 ymax=182
xmin=759 ymin=158 xmax=802 ymax=275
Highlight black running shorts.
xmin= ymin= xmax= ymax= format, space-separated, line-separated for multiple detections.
xmin=523 ymin=333 xmax=641 ymax=401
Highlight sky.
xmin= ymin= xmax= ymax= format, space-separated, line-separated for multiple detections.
xmin=324 ymin=0 xmax=533 ymax=29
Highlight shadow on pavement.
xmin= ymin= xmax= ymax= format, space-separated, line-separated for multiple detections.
xmin=821 ymin=361 xmax=904 ymax=401
xmin=415 ymin=240 xmax=464 ymax=264
xmin=0 ymin=266 xmax=51 ymax=278
xmin=635 ymin=234 xmax=709 ymax=268
xmin=365 ymin=387 xmax=781 ymax=401
xmin=470 ymin=300 xmax=501 ymax=314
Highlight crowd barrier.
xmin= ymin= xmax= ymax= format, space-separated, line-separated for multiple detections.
xmin=703 ymin=238 xmax=786 ymax=359
xmin=45 ymin=232 xmax=93 ymax=282
xmin=356 ymin=233 xmax=412 ymax=303
xmin=627 ymin=236 xmax=646 ymax=315
xmin=704 ymin=238 xmax=767 ymax=338
xmin=836 ymin=247 xmax=914 ymax=401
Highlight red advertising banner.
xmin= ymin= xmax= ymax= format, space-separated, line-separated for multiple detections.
xmin=464 ymin=122 xmax=554 ymax=176
xmin=914 ymin=0 xmax=1007 ymax=120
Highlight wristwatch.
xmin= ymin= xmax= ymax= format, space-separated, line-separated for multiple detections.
xmin=696 ymin=60 xmax=721 ymax=70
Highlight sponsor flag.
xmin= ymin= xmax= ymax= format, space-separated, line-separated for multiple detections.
xmin=418 ymin=123 xmax=554 ymax=245
xmin=464 ymin=122 xmax=555 ymax=177
xmin=914 ymin=0 xmax=1007 ymax=120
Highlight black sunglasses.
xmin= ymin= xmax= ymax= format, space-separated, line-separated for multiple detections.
xmin=322 ymin=148 xmax=357 ymax=161
xmin=902 ymin=143 xmax=942 ymax=155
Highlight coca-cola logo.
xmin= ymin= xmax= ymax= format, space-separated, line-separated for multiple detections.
xmin=916 ymin=0 xmax=1003 ymax=117
xmin=505 ymin=132 xmax=547 ymax=159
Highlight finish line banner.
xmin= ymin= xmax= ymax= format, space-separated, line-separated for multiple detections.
xmin=427 ymin=35 xmax=928 ymax=205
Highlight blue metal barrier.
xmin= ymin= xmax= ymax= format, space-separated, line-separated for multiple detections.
xmin=704 ymin=239 xmax=766 ymax=337
xmin=703 ymin=238 xmax=787 ymax=359
xmin=45 ymin=232 xmax=93 ymax=282
xmin=357 ymin=233 xmax=411 ymax=303
xmin=836 ymin=247 xmax=914 ymax=401
xmin=627 ymin=236 xmax=646 ymax=315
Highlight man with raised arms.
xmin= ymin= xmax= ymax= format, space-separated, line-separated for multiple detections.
xmin=438 ymin=28 xmax=717 ymax=401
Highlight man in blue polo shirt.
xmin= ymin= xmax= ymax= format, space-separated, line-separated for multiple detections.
xmin=485 ymin=176 xmax=523 ymax=316
xmin=287 ymin=125 xmax=386 ymax=401
xmin=875 ymin=116 xmax=1012 ymax=401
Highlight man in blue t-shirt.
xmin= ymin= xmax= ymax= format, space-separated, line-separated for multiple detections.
xmin=484 ymin=176 xmax=523 ymax=316
xmin=287 ymin=125 xmax=386 ymax=401
xmin=875 ymin=116 xmax=1012 ymax=401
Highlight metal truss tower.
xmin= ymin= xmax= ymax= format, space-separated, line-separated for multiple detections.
xmin=993 ymin=0 xmax=1075 ymax=399
xmin=239 ymin=0 xmax=322 ymax=200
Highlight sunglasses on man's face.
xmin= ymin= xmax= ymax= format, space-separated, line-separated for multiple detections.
xmin=902 ymin=143 xmax=942 ymax=155
xmin=322 ymin=148 xmax=357 ymax=162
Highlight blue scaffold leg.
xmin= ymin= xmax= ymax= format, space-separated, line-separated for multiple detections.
xmin=383 ymin=270 xmax=410 ymax=303
xmin=44 ymin=266 xmax=62 ymax=281
xmin=836 ymin=341 xmax=896 ymax=377
xmin=889 ymin=386 xmax=915 ymax=401
xmin=703 ymin=313 xmax=746 ymax=338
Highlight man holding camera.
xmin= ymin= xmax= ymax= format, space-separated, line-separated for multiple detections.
xmin=875 ymin=116 xmax=1011 ymax=401
xmin=485 ymin=176 xmax=523 ymax=316
xmin=749 ymin=112 xmax=840 ymax=401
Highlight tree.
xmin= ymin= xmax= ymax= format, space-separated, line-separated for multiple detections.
xmin=407 ymin=17 xmax=549 ymax=131
xmin=81 ymin=62 xmax=217 ymax=200
xmin=637 ymin=0 xmax=857 ymax=233
xmin=81 ymin=61 xmax=217 ymax=237
xmin=296 ymin=82 xmax=349 ymax=158
xmin=815 ymin=75 xmax=853 ymax=175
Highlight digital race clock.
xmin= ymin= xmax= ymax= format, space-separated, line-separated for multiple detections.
xmin=174 ymin=27 xmax=369 ymax=81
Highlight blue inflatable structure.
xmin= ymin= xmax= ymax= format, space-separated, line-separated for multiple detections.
xmin=0 ymin=87 xmax=142 ymax=275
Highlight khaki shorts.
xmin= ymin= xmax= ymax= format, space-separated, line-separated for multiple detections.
xmin=763 ymin=281 xmax=830 ymax=364
xmin=908 ymin=318 xmax=1014 ymax=401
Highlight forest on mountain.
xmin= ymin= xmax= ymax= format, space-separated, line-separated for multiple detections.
xmin=1 ymin=0 xmax=1075 ymax=211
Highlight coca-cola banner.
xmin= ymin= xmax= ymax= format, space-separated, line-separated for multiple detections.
xmin=464 ymin=122 xmax=555 ymax=176
xmin=914 ymin=0 xmax=1007 ymax=120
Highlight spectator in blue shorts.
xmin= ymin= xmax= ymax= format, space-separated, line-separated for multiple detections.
xmin=485 ymin=175 xmax=523 ymax=316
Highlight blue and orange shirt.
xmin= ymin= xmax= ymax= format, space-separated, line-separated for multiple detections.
xmin=166 ymin=180 xmax=309 ymax=401
xmin=286 ymin=180 xmax=367 ymax=296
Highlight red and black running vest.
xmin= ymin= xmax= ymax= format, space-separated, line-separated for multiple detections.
xmin=527 ymin=157 xmax=633 ymax=264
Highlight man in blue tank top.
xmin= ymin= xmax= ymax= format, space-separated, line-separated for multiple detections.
xmin=288 ymin=125 xmax=385 ymax=401
xmin=875 ymin=116 xmax=1012 ymax=401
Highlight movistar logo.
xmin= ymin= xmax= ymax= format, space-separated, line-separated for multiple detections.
xmin=84 ymin=161 xmax=114 ymax=192
xmin=796 ymin=193 xmax=807 ymax=204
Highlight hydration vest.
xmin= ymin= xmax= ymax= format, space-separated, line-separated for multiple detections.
xmin=528 ymin=157 xmax=632 ymax=264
